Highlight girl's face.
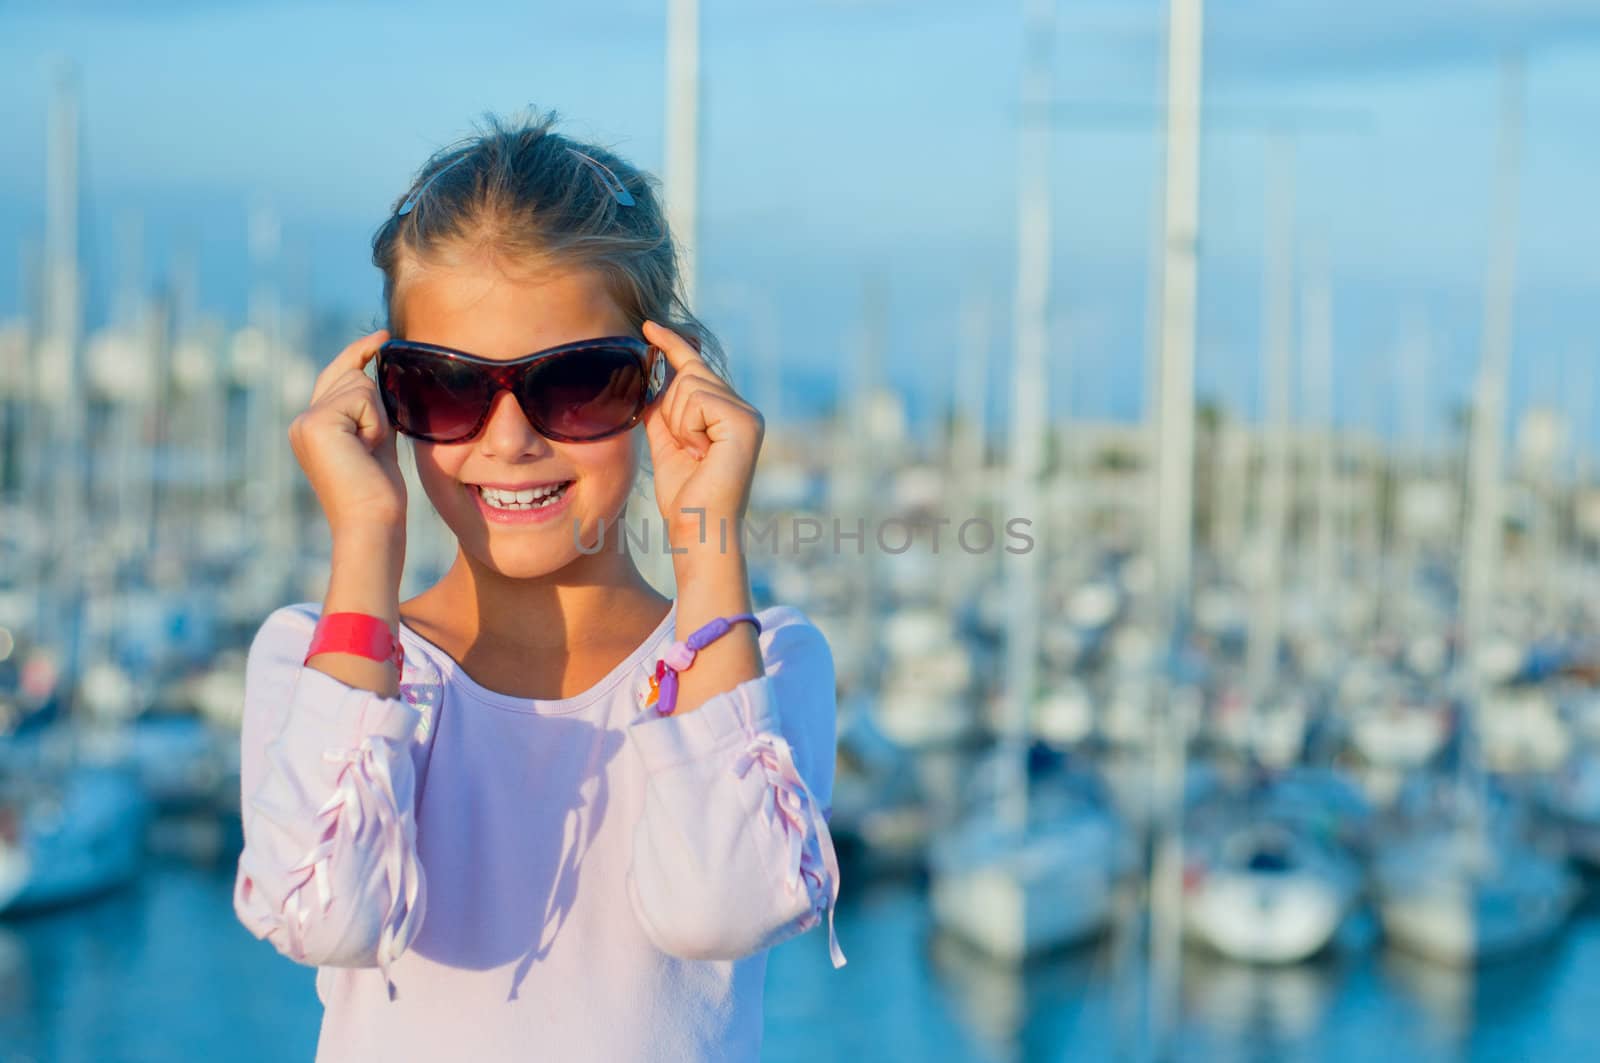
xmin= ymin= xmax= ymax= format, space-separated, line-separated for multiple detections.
xmin=395 ymin=256 xmax=642 ymax=580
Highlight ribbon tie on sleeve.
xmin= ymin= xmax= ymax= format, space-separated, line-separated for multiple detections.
xmin=281 ymin=735 xmax=423 ymax=1000
xmin=731 ymin=730 xmax=847 ymax=968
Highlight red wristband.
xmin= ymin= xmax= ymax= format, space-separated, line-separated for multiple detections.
xmin=305 ymin=611 xmax=405 ymax=672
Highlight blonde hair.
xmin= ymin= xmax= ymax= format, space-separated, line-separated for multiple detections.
xmin=370 ymin=107 xmax=726 ymax=383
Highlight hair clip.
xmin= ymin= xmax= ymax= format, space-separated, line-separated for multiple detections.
xmin=566 ymin=148 xmax=636 ymax=207
xmin=397 ymin=155 xmax=470 ymax=217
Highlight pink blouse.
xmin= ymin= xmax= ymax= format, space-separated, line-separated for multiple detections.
xmin=231 ymin=600 xmax=844 ymax=1061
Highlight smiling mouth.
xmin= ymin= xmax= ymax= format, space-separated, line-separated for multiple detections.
xmin=472 ymin=481 xmax=575 ymax=511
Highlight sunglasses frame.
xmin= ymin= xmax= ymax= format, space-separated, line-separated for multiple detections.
xmin=376 ymin=334 xmax=670 ymax=444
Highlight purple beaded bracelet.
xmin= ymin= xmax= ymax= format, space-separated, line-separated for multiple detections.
xmin=649 ymin=613 xmax=762 ymax=716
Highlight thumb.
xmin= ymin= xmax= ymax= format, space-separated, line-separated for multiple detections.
xmin=378 ymin=418 xmax=401 ymax=469
xmin=351 ymin=389 xmax=392 ymax=454
xmin=642 ymin=397 xmax=673 ymax=456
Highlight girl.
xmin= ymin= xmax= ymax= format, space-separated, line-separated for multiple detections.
xmin=231 ymin=109 xmax=844 ymax=1062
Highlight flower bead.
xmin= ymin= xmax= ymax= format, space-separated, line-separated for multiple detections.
xmin=661 ymin=641 xmax=697 ymax=671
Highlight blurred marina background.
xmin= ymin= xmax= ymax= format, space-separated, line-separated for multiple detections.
xmin=5 ymin=1 xmax=1600 ymax=1061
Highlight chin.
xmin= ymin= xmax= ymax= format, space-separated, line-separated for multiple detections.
xmin=464 ymin=512 xmax=625 ymax=580
xmin=479 ymin=549 xmax=582 ymax=580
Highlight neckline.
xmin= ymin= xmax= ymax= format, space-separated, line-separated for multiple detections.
xmin=396 ymin=600 xmax=676 ymax=716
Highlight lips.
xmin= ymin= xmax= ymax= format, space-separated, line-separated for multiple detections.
xmin=468 ymin=478 xmax=577 ymax=526
xmin=471 ymin=479 xmax=571 ymax=492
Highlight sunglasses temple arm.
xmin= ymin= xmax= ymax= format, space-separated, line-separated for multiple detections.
xmin=649 ymin=349 xmax=674 ymax=400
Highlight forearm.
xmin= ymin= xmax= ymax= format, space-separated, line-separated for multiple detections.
xmin=308 ymin=523 xmax=406 ymax=699
xmin=233 ymin=606 xmax=428 ymax=981
xmin=666 ymin=516 xmax=762 ymax=716
xmin=624 ymin=604 xmax=845 ymax=965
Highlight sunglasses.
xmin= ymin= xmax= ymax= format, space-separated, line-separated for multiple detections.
xmin=376 ymin=335 xmax=669 ymax=444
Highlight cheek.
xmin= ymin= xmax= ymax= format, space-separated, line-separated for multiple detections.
xmin=568 ymin=437 xmax=639 ymax=500
xmin=412 ymin=443 xmax=472 ymax=508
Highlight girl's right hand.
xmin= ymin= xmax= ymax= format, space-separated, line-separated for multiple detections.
xmin=290 ymin=329 xmax=408 ymax=535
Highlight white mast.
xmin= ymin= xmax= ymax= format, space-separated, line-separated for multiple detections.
xmin=147 ymin=265 xmax=174 ymax=561
xmin=1246 ymin=134 xmax=1294 ymax=702
xmin=1575 ymin=353 xmax=1594 ymax=523
xmin=248 ymin=203 xmax=296 ymax=580
xmin=638 ymin=0 xmax=702 ymax=597
xmin=947 ymin=283 xmax=993 ymax=611
xmin=664 ymin=0 xmax=701 ymax=310
xmin=113 ymin=210 xmax=151 ymax=550
xmin=1303 ymin=244 xmax=1336 ymax=600
xmin=954 ymin=283 xmax=992 ymax=485
xmin=1148 ymin=0 xmax=1203 ymax=1057
xmin=817 ymin=276 xmax=887 ymax=694
xmin=1460 ymin=57 xmax=1523 ymax=683
xmin=1151 ymin=0 xmax=1203 ymax=619
xmin=168 ymin=241 xmax=211 ymax=558
xmin=42 ymin=61 xmax=87 ymax=679
xmin=1396 ymin=312 xmax=1431 ymax=581
xmin=1000 ymin=0 xmax=1054 ymax=833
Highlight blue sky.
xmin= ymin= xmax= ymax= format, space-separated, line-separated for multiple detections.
xmin=1 ymin=0 xmax=1598 ymax=443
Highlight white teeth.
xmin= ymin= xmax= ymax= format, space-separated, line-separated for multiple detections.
xmin=477 ymin=482 xmax=569 ymax=510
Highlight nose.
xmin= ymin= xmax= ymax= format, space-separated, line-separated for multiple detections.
xmin=475 ymin=389 xmax=552 ymax=458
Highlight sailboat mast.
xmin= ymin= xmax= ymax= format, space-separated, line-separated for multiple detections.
xmin=1453 ymin=55 xmax=1524 ymax=831
xmin=1460 ymin=58 xmax=1523 ymax=685
xmin=1000 ymin=0 xmax=1054 ymax=833
xmin=1148 ymin=0 xmax=1204 ymax=1057
xmin=955 ymin=283 xmax=992 ymax=495
xmin=1152 ymin=0 xmax=1203 ymax=619
xmin=43 ymin=62 xmax=87 ymax=682
xmin=1304 ymin=246 xmax=1336 ymax=600
xmin=1246 ymin=134 xmax=1294 ymax=702
xmin=664 ymin=0 xmax=701 ymax=311
xmin=1397 ymin=313 xmax=1431 ymax=584
xmin=954 ymin=286 xmax=990 ymax=472
xmin=634 ymin=0 xmax=703 ymax=597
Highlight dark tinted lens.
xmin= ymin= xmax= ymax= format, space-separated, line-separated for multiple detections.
xmin=521 ymin=347 xmax=647 ymax=440
xmin=379 ymin=346 xmax=493 ymax=442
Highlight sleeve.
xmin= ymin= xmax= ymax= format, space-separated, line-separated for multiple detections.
xmin=623 ymin=606 xmax=846 ymax=968
xmin=231 ymin=604 xmax=429 ymax=999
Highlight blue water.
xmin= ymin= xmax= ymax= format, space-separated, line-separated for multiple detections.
xmin=4 ymin=859 xmax=1600 ymax=1062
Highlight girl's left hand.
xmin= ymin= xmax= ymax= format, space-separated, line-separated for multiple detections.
xmin=640 ymin=320 xmax=765 ymax=544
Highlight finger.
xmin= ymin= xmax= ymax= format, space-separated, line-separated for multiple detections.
xmin=324 ymin=375 xmax=393 ymax=452
xmin=642 ymin=320 xmax=708 ymax=375
xmin=646 ymin=323 xmax=745 ymax=406
xmin=311 ymin=334 xmax=386 ymax=406
xmin=680 ymin=388 xmax=757 ymax=458
xmin=670 ymin=383 xmax=750 ymax=460
xmin=655 ymin=384 xmax=708 ymax=462
xmin=313 ymin=329 xmax=389 ymax=403
xmin=663 ymin=356 xmax=731 ymax=424
xmin=642 ymin=395 xmax=678 ymax=457
xmin=677 ymin=390 xmax=715 ymax=458
xmin=351 ymin=387 xmax=393 ymax=453
xmin=664 ymin=378 xmax=709 ymax=453
xmin=643 ymin=377 xmax=702 ymax=460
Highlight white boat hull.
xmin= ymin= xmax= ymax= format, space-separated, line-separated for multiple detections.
xmin=1 ymin=767 xmax=150 ymax=916
xmin=930 ymin=848 xmax=1113 ymax=962
xmin=0 ymin=842 xmax=29 ymax=912
xmin=929 ymin=813 xmax=1121 ymax=962
xmin=1186 ymin=870 xmax=1351 ymax=964
xmin=1376 ymin=832 xmax=1578 ymax=965
xmin=1379 ymin=881 xmax=1574 ymax=965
